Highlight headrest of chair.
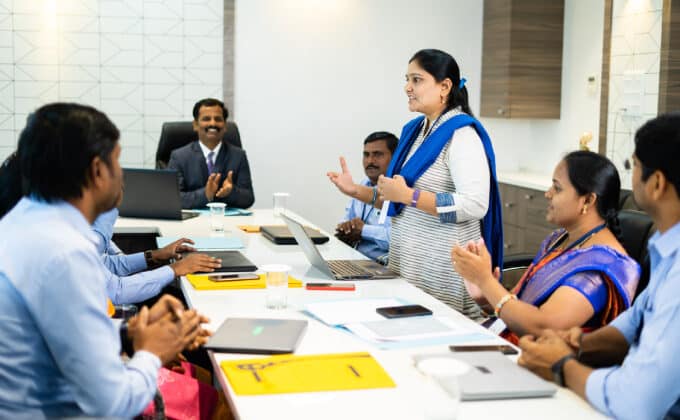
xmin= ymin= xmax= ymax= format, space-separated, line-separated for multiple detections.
xmin=618 ymin=209 xmax=654 ymax=264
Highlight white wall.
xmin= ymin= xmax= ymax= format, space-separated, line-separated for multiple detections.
xmin=234 ymin=0 xmax=484 ymax=232
xmin=235 ymin=0 xmax=606 ymax=232
xmin=0 ymin=0 xmax=223 ymax=168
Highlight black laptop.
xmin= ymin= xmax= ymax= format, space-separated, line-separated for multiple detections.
xmin=118 ymin=168 xmax=200 ymax=220
xmin=181 ymin=250 xmax=257 ymax=273
xmin=261 ymin=225 xmax=329 ymax=245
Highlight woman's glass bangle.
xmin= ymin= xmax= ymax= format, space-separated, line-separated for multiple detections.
xmin=494 ymin=293 xmax=517 ymax=318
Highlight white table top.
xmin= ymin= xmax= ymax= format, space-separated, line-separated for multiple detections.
xmin=115 ymin=210 xmax=604 ymax=420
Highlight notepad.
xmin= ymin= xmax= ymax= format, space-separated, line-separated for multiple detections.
xmin=221 ymin=352 xmax=395 ymax=395
xmin=156 ymin=236 xmax=244 ymax=250
xmin=186 ymin=273 xmax=302 ymax=290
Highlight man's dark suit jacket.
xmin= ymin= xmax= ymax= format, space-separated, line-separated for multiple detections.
xmin=167 ymin=140 xmax=255 ymax=209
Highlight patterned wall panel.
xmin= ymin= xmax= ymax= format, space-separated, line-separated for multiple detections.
xmin=607 ymin=0 xmax=663 ymax=189
xmin=0 ymin=0 xmax=223 ymax=167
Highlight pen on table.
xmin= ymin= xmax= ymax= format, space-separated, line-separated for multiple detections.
xmin=305 ymin=282 xmax=356 ymax=291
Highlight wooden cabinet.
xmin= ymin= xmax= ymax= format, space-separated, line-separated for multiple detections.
xmin=499 ymin=182 xmax=554 ymax=255
xmin=480 ymin=0 xmax=565 ymax=119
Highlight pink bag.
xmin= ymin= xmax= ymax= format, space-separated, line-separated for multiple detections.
xmin=141 ymin=362 xmax=218 ymax=420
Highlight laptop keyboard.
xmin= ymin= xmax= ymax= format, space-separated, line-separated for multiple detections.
xmin=328 ymin=260 xmax=370 ymax=277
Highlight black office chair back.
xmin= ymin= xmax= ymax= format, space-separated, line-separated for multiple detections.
xmin=618 ymin=189 xmax=642 ymax=211
xmin=155 ymin=121 xmax=242 ymax=169
xmin=618 ymin=209 xmax=654 ymax=300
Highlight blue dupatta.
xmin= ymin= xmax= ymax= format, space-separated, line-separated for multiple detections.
xmin=385 ymin=114 xmax=504 ymax=271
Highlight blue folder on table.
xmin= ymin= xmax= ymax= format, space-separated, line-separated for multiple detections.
xmin=156 ymin=236 xmax=244 ymax=250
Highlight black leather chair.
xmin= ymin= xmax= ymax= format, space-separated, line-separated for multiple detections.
xmin=618 ymin=209 xmax=654 ymax=299
xmin=155 ymin=120 xmax=242 ymax=169
xmin=619 ymin=189 xmax=642 ymax=211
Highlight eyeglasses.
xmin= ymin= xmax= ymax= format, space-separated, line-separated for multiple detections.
xmin=235 ymin=353 xmax=371 ymax=382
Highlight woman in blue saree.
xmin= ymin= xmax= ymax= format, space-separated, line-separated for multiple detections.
xmin=452 ymin=151 xmax=640 ymax=344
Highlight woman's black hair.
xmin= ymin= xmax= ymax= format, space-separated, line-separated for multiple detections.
xmin=563 ymin=151 xmax=622 ymax=240
xmin=409 ymin=49 xmax=473 ymax=117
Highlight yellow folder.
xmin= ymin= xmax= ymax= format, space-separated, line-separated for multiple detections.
xmin=186 ymin=273 xmax=302 ymax=290
xmin=221 ymin=352 xmax=396 ymax=395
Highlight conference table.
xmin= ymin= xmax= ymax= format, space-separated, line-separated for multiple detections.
xmin=116 ymin=210 xmax=605 ymax=420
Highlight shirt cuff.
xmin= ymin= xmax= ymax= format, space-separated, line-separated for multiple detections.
xmin=157 ymin=265 xmax=176 ymax=285
xmin=585 ymin=366 xmax=617 ymax=417
xmin=128 ymin=252 xmax=148 ymax=272
xmin=609 ymin=314 xmax=636 ymax=344
xmin=128 ymin=350 xmax=162 ymax=388
xmin=435 ymin=192 xmax=458 ymax=223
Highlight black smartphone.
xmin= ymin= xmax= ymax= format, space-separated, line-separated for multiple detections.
xmin=376 ymin=304 xmax=433 ymax=318
xmin=207 ymin=273 xmax=260 ymax=282
xmin=449 ymin=344 xmax=519 ymax=355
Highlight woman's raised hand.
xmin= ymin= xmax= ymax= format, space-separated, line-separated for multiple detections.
xmin=451 ymin=239 xmax=494 ymax=287
xmin=327 ymin=157 xmax=358 ymax=196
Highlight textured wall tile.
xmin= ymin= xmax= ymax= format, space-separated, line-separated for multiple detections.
xmin=2 ymin=0 xmax=222 ymax=166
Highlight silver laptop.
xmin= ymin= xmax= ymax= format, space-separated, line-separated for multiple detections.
xmin=205 ymin=318 xmax=308 ymax=354
xmin=281 ymin=213 xmax=397 ymax=280
xmin=118 ymin=168 xmax=200 ymax=220
xmin=416 ymin=351 xmax=556 ymax=400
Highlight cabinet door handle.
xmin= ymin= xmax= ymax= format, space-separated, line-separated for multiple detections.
xmin=524 ymin=194 xmax=534 ymax=200
xmin=497 ymin=107 xmax=505 ymax=116
xmin=504 ymin=202 xmax=514 ymax=208
xmin=503 ymin=243 xmax=513 ymax=250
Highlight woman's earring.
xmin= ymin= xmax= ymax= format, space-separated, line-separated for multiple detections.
xmin=581 ymin=205 xmax=588 ymax=215
xmin=440 ymin=96 xmax=445 ymax=104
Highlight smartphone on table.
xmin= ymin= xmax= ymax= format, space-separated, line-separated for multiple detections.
xmin=449 ymin=344 xmax=519 ymax=355
xmin=207 ymin=273 xmax=260 ymax=282
xmin=376 ymin=304 xmax=432 ymax=319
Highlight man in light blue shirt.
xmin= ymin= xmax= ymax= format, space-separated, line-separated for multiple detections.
xmin=335 ymin=132 xmax=397 ymax=261
xmin=0 ymin=103 xmax=202 ymax=418
xmin=517 ymin=113 xmax=680 ymax=419
xmin=92 ymin=207 xmax=220 ymax=304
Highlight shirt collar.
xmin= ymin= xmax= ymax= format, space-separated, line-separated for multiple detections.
xmin=648 ymin=220 xmax=680 ymax=258
xmin=198 ymin=140 xmax=222 ymax=161
xmin=25 ymin=197 xmax=100 ymax=246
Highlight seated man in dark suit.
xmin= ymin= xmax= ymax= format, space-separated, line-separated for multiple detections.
xmin=168 ymin=98 xmax=255 ymax=209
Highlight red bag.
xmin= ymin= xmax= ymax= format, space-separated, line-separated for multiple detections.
xmin=141 ymin=362 xmax=218 ymax=420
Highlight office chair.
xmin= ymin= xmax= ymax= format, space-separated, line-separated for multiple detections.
xmin=617 ymin=209 xmax=654 ymax=299
xmin=618 ymin=189 xmax=642 ymax=211
xmin=155 ymin=121 xmax=242 ymax=169
xmin=500 ymin=209 xmax=654 ymax=299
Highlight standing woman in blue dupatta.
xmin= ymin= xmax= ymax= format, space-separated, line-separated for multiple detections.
xmin=328 ymin=49 xmax=503 ymax=319
xmin=452 ymin=151 xmax=640 ymax=344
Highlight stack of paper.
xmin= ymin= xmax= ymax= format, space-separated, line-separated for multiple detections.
xmin=156 ymin=236 xmax=244 ymax=250
xmin=303 ymin=298 xmax=487 ymax=349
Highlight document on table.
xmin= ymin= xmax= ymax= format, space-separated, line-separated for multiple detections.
xmin=344 ymin=317 xmax=474 ymax=342
xmin=304 ymin=298 xmax=403 ymax=326
xmin=156 ymin=236 xmax=244 ymax=250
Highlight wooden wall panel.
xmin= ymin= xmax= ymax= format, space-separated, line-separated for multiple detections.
xmin=481 ymin=0 xmax=512 ymax=117
xmin=659 ymin=0 xmax=680 ymax=114
xmin=598 ymin=0 xmax=612 ymax=155
xmin=480 ymin=0 xmax=564 ymax=119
